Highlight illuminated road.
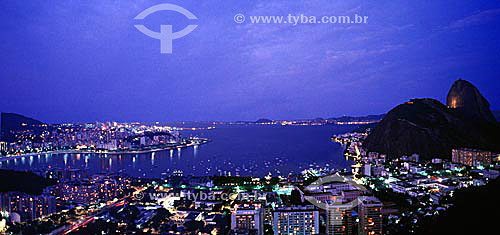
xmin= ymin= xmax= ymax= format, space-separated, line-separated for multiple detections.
xmin=58 ymin=197 xmax=129 ymax=235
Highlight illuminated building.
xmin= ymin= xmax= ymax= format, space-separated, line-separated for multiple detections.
xmin=0 ymin=142 xmax=8 ymax=153
xmin=448 ymin=97 xmax=458 ymax=108
xmin=0 ymin=192 xmax=56 ymax=222
xmin=452 ymin=148 xmax=493 ymax=167
xmin=327 ymin=201 xmax=353 ymax=235
xmin=231 ymin=204 xmax=264 ymax=235
xmin=341 ymin=190 xmax=362 ymax=203
xmin=52 ymin=174 xmax=129 ymax=205
xmin=357 ymin=196 xmax=383 ymax=235
xmin=273 ymin=206 xmax=319 ymax=235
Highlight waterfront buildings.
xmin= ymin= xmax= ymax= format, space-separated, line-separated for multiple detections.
xmin=273 ymin=206 xmax=319 ymax=235
xmin=0 ymin=142 xmax=7 ymax=153
xmin=0 ymin=121 xmax=188 ymax=156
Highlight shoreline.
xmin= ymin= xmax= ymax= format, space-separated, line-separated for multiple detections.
xmin=0 ymin=138 xmax=210 ymax=162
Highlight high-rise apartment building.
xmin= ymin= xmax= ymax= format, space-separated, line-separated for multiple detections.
xmin=452 ymin=148 xmax=494 ymax=166
xmin=273 ymin=206 xmax=319 ymax=235
xmin=231 ymin=204 xmax=264 ymax=235
xmin=358 ymin=196 xmax=383 ymax=235
xmin=327 ymin=201 xmax=353 ymax=235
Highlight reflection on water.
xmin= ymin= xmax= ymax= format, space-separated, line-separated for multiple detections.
xmin=0 ymin=125 xmax=356 ymax=177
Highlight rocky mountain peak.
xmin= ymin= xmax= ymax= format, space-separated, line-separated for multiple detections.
xmin=446 ymin=79 xmax=496 ymax=123
xmin=363 ymin=79 xmax=500 ymax=159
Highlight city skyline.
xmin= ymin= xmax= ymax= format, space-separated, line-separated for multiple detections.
xmin=2 ymin=1 xmax=500 ymax=234
xmin=1 ymin=0 xmax=500 ymax=123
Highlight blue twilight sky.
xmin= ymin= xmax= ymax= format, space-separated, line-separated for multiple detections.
xmin=1 ymin=0 xmax=500 ymax=123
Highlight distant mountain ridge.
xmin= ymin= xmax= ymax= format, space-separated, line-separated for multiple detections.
xmin=328 ymin=114 xmax=385 ymax=122
xmin=255 ymin=118 xmax=273 ymax=123
xmin=363 ymin=79 xmax=500 ymax=159
xmin=1 ymin=112 xmax=44 ymax=142
xmin=251 ymin=114 xmax=385 ymax=124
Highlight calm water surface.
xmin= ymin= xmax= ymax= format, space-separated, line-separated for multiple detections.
xmin=0 ymin=125 xmax=355 ymax=177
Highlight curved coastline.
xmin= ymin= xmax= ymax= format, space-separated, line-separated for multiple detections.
xmin=0 ymin=138 xmax=210 ymax=162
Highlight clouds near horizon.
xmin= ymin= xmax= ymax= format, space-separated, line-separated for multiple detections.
xmin=1 ymin=0 xmax=499 ymax=123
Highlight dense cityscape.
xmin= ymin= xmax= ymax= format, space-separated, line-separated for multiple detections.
xmin=0 ymin=112 xmax=391 ymax=234
xmin=1 ymin=82 xmax=499 ymax=234
xmin=2 ymin=1 xmax=500 ymax=234
xmin=0 ymin=117 xmax=209 ymax=157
